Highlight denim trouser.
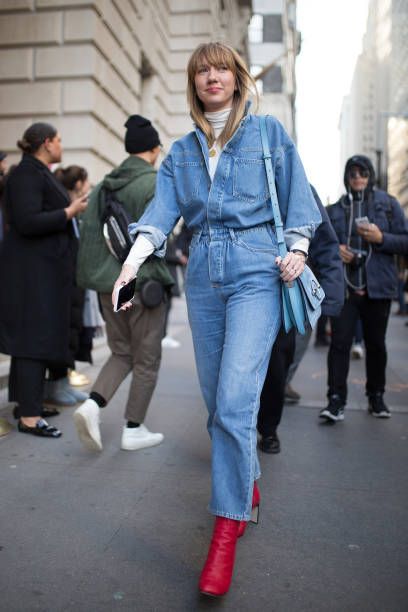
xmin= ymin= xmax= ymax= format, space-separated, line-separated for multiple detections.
xmin=185 ymin=224 xmax=282 ymax=521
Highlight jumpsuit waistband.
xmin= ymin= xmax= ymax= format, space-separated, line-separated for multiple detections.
xmin=192 ymin=222 xmax=274 ymax=243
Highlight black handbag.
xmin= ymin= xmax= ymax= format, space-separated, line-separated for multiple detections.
xmin=100 ymin=188 xmax=133 ymax=263
xmin=139 ymin=279 xmax=165 ymax=309
xmin=260 ymin=116 xmax=324 ymax=334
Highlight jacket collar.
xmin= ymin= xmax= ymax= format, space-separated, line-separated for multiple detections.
xmin=21 ymin=154 xmax=70 ymax=203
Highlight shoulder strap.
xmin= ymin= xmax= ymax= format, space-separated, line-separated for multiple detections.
xmin=259 ymin=116 xmax=287 ymax=258
xmin=99 ymin=186 xmax=125 ymax=221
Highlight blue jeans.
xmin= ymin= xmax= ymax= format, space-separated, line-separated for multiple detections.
xmin=185 ymin=224 xmax=282 ymax=520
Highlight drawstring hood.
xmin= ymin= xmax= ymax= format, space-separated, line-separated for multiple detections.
xmin=344 ymin=154 xmax=376 ymax=194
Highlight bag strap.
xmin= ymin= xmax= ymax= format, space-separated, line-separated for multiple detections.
xmin=259 ymin=116 xmax=288 ymax=260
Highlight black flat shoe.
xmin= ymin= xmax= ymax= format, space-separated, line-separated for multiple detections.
xmin=18 ymin=418 xmax=62 ymax=438
xmin=258 ymin=433 xmax=281 ymax=454
xmin=13 ymin=406 xmax=60 ymax=419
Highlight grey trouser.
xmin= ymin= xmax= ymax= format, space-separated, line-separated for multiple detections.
xmin=93 ymin=292 xmax=166 ymax=424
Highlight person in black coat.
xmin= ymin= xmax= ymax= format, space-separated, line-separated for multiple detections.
xmin=257 ymin=186 xmax=344 ymax=453
xmin=0 ymin=123 xmax=88 ymax=437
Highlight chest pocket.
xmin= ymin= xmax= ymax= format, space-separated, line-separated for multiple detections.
xmin=174 ymin=160 xmax=204 ymax=206
xmin=232 ymin=157 xmax=269 ymax=204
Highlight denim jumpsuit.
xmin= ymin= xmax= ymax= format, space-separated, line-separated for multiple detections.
xmin=129 ymin=112 xmax=321 ymax=520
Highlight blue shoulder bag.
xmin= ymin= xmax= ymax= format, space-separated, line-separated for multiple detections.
xmin=259 ymin=116 xmax=324 ymax=335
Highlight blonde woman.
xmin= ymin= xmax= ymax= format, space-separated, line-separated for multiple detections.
xmin=114 ymin=42 xmax=321 ymax=596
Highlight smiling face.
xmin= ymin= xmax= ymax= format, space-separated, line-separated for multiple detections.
xmin=194 ymin=62 xmax=236 ymax=112
xmin=348 ymin=165 xmax=369 ymax=192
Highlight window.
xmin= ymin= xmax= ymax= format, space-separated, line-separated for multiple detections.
xmin=263 ymin=66 xmax=283 ymax=93
xmin=263 ymin=14 xmax=283 ymax=43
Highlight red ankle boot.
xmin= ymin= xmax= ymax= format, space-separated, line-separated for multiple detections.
xmin=237 ymin=480 xmax=261 ymax=538
xmin=199 ymin=516 xmax=240 ymax=597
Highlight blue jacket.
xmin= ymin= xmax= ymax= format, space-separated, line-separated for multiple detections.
xmin=309 ymin=187 xmax=344 ymax=316
xmin=327 ymin=189 xmax=408 ymax=299
xmin=129 ymin=113 xmax=321 ymax=254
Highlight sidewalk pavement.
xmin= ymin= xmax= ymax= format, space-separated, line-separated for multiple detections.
xmin=0 ymin=298 xmax=407 ymax=611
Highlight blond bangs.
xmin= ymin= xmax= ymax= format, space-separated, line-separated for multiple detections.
xmin=187 ymin=42 xmax=258 ymax=149
xmin=188 ymin=44 xmax=237 ymax=80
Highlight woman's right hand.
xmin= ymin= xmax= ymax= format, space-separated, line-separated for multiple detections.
xmin=65 ymin=193 xmax=89 ymax=219
xmin=112 ymin=264 xmax=137 ymax=309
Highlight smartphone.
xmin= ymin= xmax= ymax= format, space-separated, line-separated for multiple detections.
xmin=113 ymin=278 xmax=136 ymax=312
xmin=355 ymin=216 xmax=370 ymax=227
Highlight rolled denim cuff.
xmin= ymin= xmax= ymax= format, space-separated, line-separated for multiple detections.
xmin=128 ymin=223 xmax=167 ymax=258
xmin=289 ymin=237 xmax=309 ymax=254
xmin=284 ymin=227 xmax=312 ymax=253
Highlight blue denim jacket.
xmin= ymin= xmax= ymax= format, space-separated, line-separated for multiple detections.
xmin=129 ymin=113 xmax=321 ymax=254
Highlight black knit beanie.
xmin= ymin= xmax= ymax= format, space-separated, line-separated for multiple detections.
xmin=124 ymin=115 xmax=161 ymax=154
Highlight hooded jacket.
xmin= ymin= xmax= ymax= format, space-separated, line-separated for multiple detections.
xmin=326 ymin=155 xmax=408 ymax=299
xmin=76 ymin=156 xmax=174 ymax=294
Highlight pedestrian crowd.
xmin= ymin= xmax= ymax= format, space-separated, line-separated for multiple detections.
xmin=0 ymin=40 xmax=407 ymax=599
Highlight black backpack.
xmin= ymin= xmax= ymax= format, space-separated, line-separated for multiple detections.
xmin=100 ymin=188 xmax=133 ymax=263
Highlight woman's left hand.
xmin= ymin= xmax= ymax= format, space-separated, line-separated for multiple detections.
xmin=276 ymin=251 xmax=306 ymax=283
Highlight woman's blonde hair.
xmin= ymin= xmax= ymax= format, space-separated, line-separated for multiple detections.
xmin=187 ymin=42 xmax=258 ymax=148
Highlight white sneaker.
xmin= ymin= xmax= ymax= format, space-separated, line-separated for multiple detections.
xmin=161 ymin=335 xmax=180 ymax=349
xmin=121 ymin=424 xmax=164 ymax=451
xmin=73 ymin=399 xmax=102 ymax=451
xmin=351 ymin=343 xmax=364 ymax=359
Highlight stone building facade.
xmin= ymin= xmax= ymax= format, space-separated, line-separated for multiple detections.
xmin=0 ymin=0 xmax=252 ymax=181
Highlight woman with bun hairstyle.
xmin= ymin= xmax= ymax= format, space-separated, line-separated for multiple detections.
xmin=113 ymin=42 xmax=321 ymax=596
xmin=0 ymin=123 xmax=88 ymax=437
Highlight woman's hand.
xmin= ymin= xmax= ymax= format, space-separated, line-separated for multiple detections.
xmin=65 ymin=193 xmax=89 ymax=219
xmin=276 ymin=251 xmax=306 ymax=283
xmin=112 ymin=264 xmax=137 ymax=310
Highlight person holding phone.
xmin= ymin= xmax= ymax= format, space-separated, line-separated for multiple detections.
xmin=0 ymin=122 xmax=88 ymax=437
xmin=74 ymin=115 xmax=174 ymax=453
xmin=112 ymin=42 xmax=321 ymax=597
xmin=320 ymin=155 xmax=408 ymax=422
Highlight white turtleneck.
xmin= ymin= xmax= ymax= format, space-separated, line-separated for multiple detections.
xmin=204 ymin=108 xmax=231 ymax=180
